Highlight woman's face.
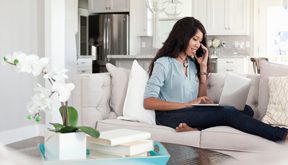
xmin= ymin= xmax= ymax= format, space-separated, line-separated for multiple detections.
xmin=185 ymin=29 xmax=203 ymax=57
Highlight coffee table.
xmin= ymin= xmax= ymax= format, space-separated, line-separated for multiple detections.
xmin=6 ymin=136 xmax=233 ymax=165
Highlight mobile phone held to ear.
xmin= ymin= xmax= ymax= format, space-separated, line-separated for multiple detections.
xmin=196 ymin=47 xmax=205 ymax=57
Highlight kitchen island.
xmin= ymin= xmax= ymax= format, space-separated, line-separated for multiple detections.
xmin=107 ymin=55 xmax=155 ymax=71
xmin=107 ymin=54 xmax=252 ymax=74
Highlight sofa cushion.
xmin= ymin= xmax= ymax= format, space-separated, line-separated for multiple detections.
xmin=262 ymin=77 xmax=288 ymax=127
xmin=96 ymin=119 xmax=201 ymax=147
xmin=258 ymin=61 xmax=288 ymax=119
xmin=120 ymin=60 xmax=156 ymax=125
xmin=106 ymin=63 xmax=130 ymax=116
xmin=73 ymin=73 xmax=116 ymax=128
xmin=200 ymin=126 xmax=280 ymax=153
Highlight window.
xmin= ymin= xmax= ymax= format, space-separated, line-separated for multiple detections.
xmin=254 ymin=0 xmax=288 ymax=64
xmin=267 ymin=6 xmax=288 ymax=63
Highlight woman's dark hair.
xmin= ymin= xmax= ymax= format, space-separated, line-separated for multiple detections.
xmin=148 ymin=17 xmax=210 ymax=78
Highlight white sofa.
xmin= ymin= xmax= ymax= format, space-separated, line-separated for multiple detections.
xmin=72 ymin=72 xmax=283 ymax=159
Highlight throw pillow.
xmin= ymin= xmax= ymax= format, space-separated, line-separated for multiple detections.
xmin=262 ymin=77 xmax=288 ymax=127
xmin=118 ymin=60 xmax=156 ymax=125
xmin=258 ymin=60 xmax=288 ymax=119
xmin=106 ymin=63 xmax=130 ymax=116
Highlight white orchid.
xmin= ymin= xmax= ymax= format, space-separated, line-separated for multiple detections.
xmin=43 ymin=68 xmax=68 ymax=82
xmin=26 ymin=84 xmax=51 ymax=114
xmin=52 ymin=82 xmax=75 ymax=102
xmin=2 ymin=52 xmax=75 ymax=122
xmin=2 ymin=52 xmax=99 ymax=138
xmin=212 ymin=39 xmax=221 ymax=48
xmin=3 ymin=51 xmax=25 ymax=66
xmin=3 ymin=52 xmax=48 ymax=76
xmin=207 ymin=40 xmax=212 ymax=48
xmin=207 ymin=38 xmax=225 ymax=48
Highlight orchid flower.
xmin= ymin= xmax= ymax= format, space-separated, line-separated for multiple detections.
xmin=2 ymin=52 xmax=99 ymax=138
xmin=52 ymin=82 xmax=75 ymax=102
xmin=26 ymin=84 xmax=51 ymax=113
xmin=43 ymin=68 xmax=69 ymax=81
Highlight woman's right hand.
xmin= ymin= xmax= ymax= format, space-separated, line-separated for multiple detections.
xmin=187 ymin=96 xmax=214 ymax=106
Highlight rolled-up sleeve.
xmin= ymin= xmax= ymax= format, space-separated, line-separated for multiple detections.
xmin=144 ymin=61 xmax=166 ymax=99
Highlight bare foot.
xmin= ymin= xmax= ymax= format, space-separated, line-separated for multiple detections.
xmin=176 ymin=123 xmax=198 ymax=132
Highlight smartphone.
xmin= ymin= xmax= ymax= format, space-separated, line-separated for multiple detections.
xmin=196 ymin=47 xmax=205 ymax=58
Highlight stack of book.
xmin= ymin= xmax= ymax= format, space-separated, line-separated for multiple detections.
xmin=87 ymin=129 xmax=153 ymax=158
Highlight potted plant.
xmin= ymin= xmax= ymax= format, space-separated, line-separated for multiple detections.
xmin=2 ymin=52 xmax=99 ymax=160
xmin=207 ymin=38 xmax=226 ymax=57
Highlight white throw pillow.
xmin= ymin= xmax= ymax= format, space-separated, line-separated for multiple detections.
xmin=106 ymin=63 xmax=130 ymax=116
xmin=258 ymin=60 xmax=288 ymax=119
xmin=262 ymin=77 xmax=288 ymax=127
xmin=118 ymin=60 xmax=156 ymax=125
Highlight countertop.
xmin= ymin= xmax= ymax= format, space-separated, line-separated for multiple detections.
xmin=107 ymin=54 xmax=224 ymax=59
xmin=107 ymin=55 xmax=155 ymax=59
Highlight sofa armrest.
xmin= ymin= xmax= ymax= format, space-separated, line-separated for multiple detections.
xmin=72 ymin=73 xmax=115 ymax=129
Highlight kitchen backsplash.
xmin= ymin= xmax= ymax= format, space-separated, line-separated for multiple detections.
xmin=207 ymin=35 xmax=250 ymax=57
xmin=139 ymin=35 xmax=250 ymax=56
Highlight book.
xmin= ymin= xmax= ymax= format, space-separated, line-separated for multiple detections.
xmin=87 ymin=129 xmax=151 ymax=146
xmin=87 ymin=140 xmax=154 ymax=157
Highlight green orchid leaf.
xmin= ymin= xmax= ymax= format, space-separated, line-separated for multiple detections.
xmin=50 ymin=123 xmax=64 ymax=131
xmin=78 ymin=126 xmax=100 ymax=138
xmin=59 ymin=106 xmax=78 ymax=127
xmin=58 ymin=126 xmax=78 ymax=133
xmin=3 ymin=57 xmax=7 ymax=62
xmin=67 ymin=106 xmax=78 ymax=127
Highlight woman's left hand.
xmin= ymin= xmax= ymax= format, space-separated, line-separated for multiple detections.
xmin=194 ymin=44 xmax=209 ymax=68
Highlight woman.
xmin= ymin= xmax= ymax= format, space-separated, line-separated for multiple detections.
xmin=143 ymin=17 xmax=288 ymax=142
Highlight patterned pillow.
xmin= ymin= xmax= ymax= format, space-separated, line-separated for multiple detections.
xmin=262 ymin=77 xmax=288 ymax=127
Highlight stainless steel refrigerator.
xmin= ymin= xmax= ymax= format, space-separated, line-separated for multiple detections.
xmin=89 ymin=13 xmax=129 ymax=73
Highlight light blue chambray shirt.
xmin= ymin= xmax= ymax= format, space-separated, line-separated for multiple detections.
xmin=144 ymin=56 xmax=199 ymax=103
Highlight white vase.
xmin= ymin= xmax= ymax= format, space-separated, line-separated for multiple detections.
xmin=45 ymin=132 xmax=86 ymax=160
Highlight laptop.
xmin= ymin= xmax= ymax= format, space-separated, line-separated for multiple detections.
xmin=194 ymin=73 xmax=252 ymax=110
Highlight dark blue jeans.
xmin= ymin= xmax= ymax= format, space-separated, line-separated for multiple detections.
xmin=156 ymin=105 xmax=287 ymax=142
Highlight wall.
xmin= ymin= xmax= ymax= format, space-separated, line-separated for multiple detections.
xmin=0 ymin=0 xmax=44 ymax=133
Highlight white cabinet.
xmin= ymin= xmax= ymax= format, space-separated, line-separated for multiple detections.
xmin=206 ymin=0 xmax=249 ymax=35
xmin=192 ymin=0 xmax=208 ymax=28
xmin=77 ymin=58 xmax=92 ymax=73
xmin=88 ymin=0 xmax=129 ymax=13
xmin=135 ymin=0 xmax=153 ymax=36
xmin=217 ymin=57 xmax=248 ymax=74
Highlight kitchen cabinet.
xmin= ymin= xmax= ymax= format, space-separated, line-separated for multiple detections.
xmin=192 ymin=0 xmax=208 ymax=28
xmin=135 ymin=0 xmax=153 ymax=36
xmin=77 ymin=58 xmax=93 ymax=73
xmin=217 ymin=57 xmax=248 ymax=74
xmin=88 ymin=0 xmax=129 ymax=13
xmin=206 ymin=0 xmax=249 ymax=35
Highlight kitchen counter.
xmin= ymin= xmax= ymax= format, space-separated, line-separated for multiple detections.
xmin=107 ymin=55 xmax=154 ymax=71
xmin=107 ymin=55 xmax=155 ymax=59
xmin=107 ymin=54 xmax=221 ymax=59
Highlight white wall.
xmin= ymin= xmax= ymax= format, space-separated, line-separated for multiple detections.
xmin=0 ymin=0 xmax=44 ymax=132
xmin=0 ymin=0 xmax=78 ymax=143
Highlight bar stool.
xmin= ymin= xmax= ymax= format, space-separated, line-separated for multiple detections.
xmin=250 ymin=57 xmax=269 ymax=74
